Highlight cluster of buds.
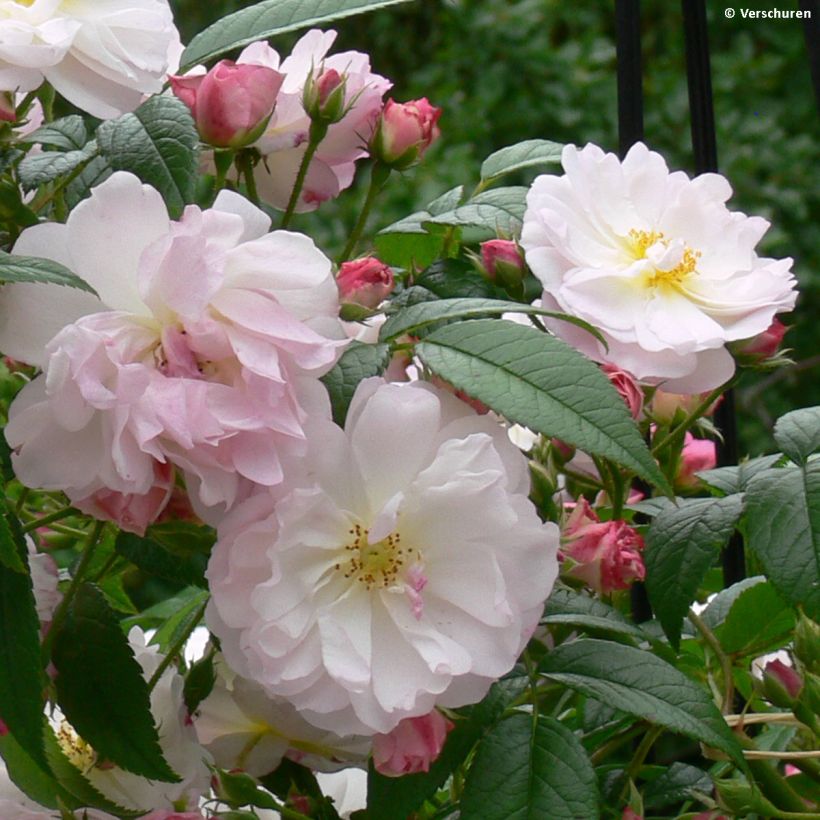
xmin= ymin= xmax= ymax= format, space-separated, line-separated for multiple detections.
xmin=369 ymin=97 xmax=442 ymax=169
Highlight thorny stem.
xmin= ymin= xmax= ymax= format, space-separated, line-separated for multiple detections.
xmin=338 ymin=161 xmax=391 ymax=262
xmin=236 ymin=149 xmax=260 ymax=207
xmin=689 ymin=608 xmax=735 ymax=714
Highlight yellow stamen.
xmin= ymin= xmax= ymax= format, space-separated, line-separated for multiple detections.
xmin=627 ymin=228 xmax=701 ymax=290
xmin=336 ymin=523 xmax=418 ymax=590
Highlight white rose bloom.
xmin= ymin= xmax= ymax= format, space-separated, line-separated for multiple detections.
xmin=0 ymin=0 xmax=181 ymax=119
xmin=521 ymin=142 xmax=798 ymax=393
xmin=207 ymin=378 xmax=559 ymax=736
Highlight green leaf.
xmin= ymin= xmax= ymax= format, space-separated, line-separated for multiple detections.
xmin=0 ymin=487 xmax=25 ymax=573
xmin=416 ymin=259 xmax=508 ymax=300
xmin=17 ymin=142 xmax=98 ymax=192
xmin=0 ymin=497 xmax=47 ymax=767
xmin=183 ymin=652 xmax=216 ymax=715
xmin=774 ymin=406 xmax=820 ymax=464
xmin=700 ymin=576 xmax=766 ymax=630
xmin=181 ymin=0 xmax=414 ymax=68
xmin=115 ymin=530 xmax=207 ymax=588
xmin=642 ymin=762 xmax=713 ymax=810
xmin=745 ymin=463 xmax=820 ymax=619
xmin=460 ymin=713 xmax=600 ymax=820
xmin=542 ymin=587 xmax=647 ymax=642
xmin=538 ymin=639 xmax=746 ymax=769
xmin=321 ymin=342 xmax=392 ymax=426
xmin=149 ymin=587 xmax=208 ymax=654
xmin=65 ymin=155 xmax=112 ymax=210
xmin=146 ymin=520 xmax=216 ymax=557
xmin=96 ymin=95 xmax=198 ymax=218
xmin=0 ymin=250 xmax=97 ymax=295
xmin=20 ymin=116 xmax=88 ymax=150
xmin=378 ymin=298 xmax=602 ymax=344
xmin=0 ymin=730 xmax=69 ymax=810
xmin=644 ymin=495 xmax=744 ymax=646
xmin=427 ymin=185 xmax=464 ymax=214
xmin=716 ymin=581 xmax=794 ymax=656
xmin=415 ymin=319 xmax=668 ymax=491
xmin=51 ymin=583 xmax=180 ymax=782
xmin=697 ymin=454 xmax=782 ymax=495
xmin=375 ymin=211 xmax=444 ymax=269
xmin=0 ymin=179 xmax=39 ymax=228
xmin=480 ymin=139 xmax=564 ymax=182
xmin=424 ymin=186 xmax=528 ymax=238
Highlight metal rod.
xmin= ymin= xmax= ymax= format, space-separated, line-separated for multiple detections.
xmin=799 ymin=0 xmax=820 ymax=114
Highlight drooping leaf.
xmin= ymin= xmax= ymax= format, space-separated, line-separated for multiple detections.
xmin=414 ymin=319 xmax=668 ymax=491
xmin=480 ymin=139 xmax=564 ymax=182
xmin=745 ymin=463 xmax=820 ymax=619
xmin=459 ymin=713 xmax=600 ymax=820
xmin=644 ymin=495 xmax=744 ymax=646
xmin=539 ymin=639 xmax=746 ymax=769
xmin=115 ymin=531 xmax=207 ymax=588
xmin=773 ymin=406 xmax=820 ymax=465
xmin=51 ymin=583 xmax=180 ymax=782
xmin=423 ymin=186 xmax=528 ymax=238
xmin=715 ymin=581 xmax=794 ymax=656
xmin=20 ymin=116 xmax=88 ymax=150
xmin=321 ymin=342 xmax=392 ymax=426
xmin=181 ymin=0 xmax=414 ymax=68
xmin=17 ymin=142 xmax=98 ymax=192
xmin=96 ymin=96 xmax=198 ymax=218
xmin=0 ymin=251 xmax=97 ymax=295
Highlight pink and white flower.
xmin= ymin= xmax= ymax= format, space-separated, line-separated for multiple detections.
xmin=521 ymin=142 xmax=798 ymax=393
xmin=0 ymin=172 xmax=344 ymax=529
xmin=207 ymin=378 xmax=559 ymax=736
xmin=0 ymin=0 xmax=181 ymax=119
xmin=372 ymin=710 xmax=453 ymax=776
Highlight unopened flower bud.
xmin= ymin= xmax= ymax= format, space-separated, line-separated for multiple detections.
xmin=651 ymin=389 xmax=721 ymax=424
xmin=370 ymin=98 xmax=441 ymax=169
xmin=794 ymin=613 xmax=820 ymax=674
xmin=762 ymin=658 xmax=803 ymax=707
xmin=170 ymin=61 xmax=283 ymax=149
xmin=373 ymin=710 xmax=454 ymax=777
xmin=732 ymin=317 xmax=788 ymax=363
xmin=601 ymin=364 xmax=644 ymax=420
xmin=337 ymin=256 xmax=395 ymax=309
xmin=303 ymin=67 xmax=347 ymax=123
xmin=480 ymin=239 xmax=526 ymax=289
xmin=621 ymin=810 xmax=643 ymax=820
xmin=675 ymin=432 xmax=716 ymax=489
xmin=0 ymin=91 xmax=15 ymax=123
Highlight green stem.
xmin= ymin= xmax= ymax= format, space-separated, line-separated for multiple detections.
xmin=741 ymin=734 xmax=815 ymax=815
xmin=523 ymin=650 xmax=540 ymax=722
xmin=212 ymin=149 xmax=234 ymax=196
xmin=30 ymin=154 xmax=96 ymax=216
xmin=146 ymin=596 xmax=209 ymax=692
xmin=338 ymin=161 xmax=391 ymax=262
xmin=281 ymin=120 xmax=329 ymax=229
xmin=690 ymin=608 xmax=735 ymax=713
xmin=236 ymin=149 xmax=260 ymax=207
xmin=619 ymin=725 xmax=662 ymax=801
xmin=14 ymin=487 xmax=30 ymax=515
xmin=21 ymin=506 xmax=78 ymax=534
xmin=588 ymin=724 xmax=646 ymax=765
xmin=42 ymin=521 xmax=105 ymax=662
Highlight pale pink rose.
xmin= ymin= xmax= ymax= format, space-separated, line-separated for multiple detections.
xmin=601 ymin=363 xmax=644 ymax=420
xmin=733 ymin=317 xmax=788 ymax=362
xmin=480 ymin=239 xmax=525 ymax=283
xmin=521 ymin=142 xmax=798 ymax=393
xmin=170 ymin=60 xmax=283 ymax=148
xmin=676 ymin=432 xmax=717 ymax=488
xmin=207 ymin=378 xmax=559 ymax=736
xmin=561 ymin=499 xmax=645 ymax=593
xmin=0 ymin=0 xmax=181 ymax=119
xmin=371 ymin=97 xmax=442 ymax=169
xmin=27 ymin=539 xmax=61 ymax=630
xmin=373 ymin=710 xmax=454 ymax=776
xmin=0 ymin=172 xmax=344 ymax=523
xmin=337 ymin=257 xmax=395 ymax=309
xmin=231 ymin=30 xmax=391 ymax=211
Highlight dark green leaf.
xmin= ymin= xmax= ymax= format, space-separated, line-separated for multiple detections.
xmin=424 ymin=186 xmax=528 ymax=238
xmin=460 ymin=713 xmax=600 ymax=820
xmin=321 ymin=342 xmax=392 ymax=426
xmin=774 ymin=406 xmax=820 ymax=464
xmin=416 ymin=259 xmax=508 ymax=300
xmin=184 ymin=651 xmax=216 ymax=715
xmin=20 ymin=116 xmax=88 ymax=150
xmin=96 ymin=96 xmax=198 ymax=218
xmin=642 ymin=762 xmax=713 ymax=810
xmin=0 ymin=179 xmax=39 ymax=228
xmin=700 ymin=576 xmax=766 ymax=630
xmin=115 ymin=530 xmax=207 ymax=588
xmin=52 ymin=583 xmax=179 ymax=782
xmin=716 ymin=581 xmax=794 ymax=656
xmin=65 ymin=155 xmax=112 ymax=210
xmin=0 ymin=487 xmax=25 ymax=573
xmin=181 ymin=0 xmax=414 ymax=68
xmin=146 ymin=521 xmax=216 ymax=557
xmin=538 ymin=639 xmax=746 ymax=769
xmin=480 ymin=139 xmax=564 ymax=181
xmin=0 ymin=250 xmax=97 ymax=295
xmin=415 ymin=319 xmax=668 ymax=491
xmin=644 ymin=495 xmax=744 ymax=646
xmin=697 ymin=454 xmax=782 ymax=495
xmin=542 ymin=587 xmax=646 ymax=641
xmin=17 ymin=142 xmax=97 ymax=192
xmin=745 ymin=463 xmax=820 ymax=619
xmin=0 ymin=730 xmax=68 ymax=810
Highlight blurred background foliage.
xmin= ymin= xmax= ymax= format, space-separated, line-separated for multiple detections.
xmin=172 ymin=0 xmax=818 ymax=455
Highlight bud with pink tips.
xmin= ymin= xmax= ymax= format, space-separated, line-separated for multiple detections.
xmin=480 ymin=239 xmax=527 ymax=290
xmin=170 ymin=60 xmax=284 ymax=149
xmin=303 ymin=66 xmax=348 ymax=123
xmin=337 ymin=256 xmax=395 ymax=309
xmin=371 ymin=98 xmax=442 ymax=169
xmin=373 ymin=710 xmax=454 ymax=777
xmin=601 ymin=363 xmax=644 ymax=420
xmin=732 ymin=317 xmax=789 ymax=363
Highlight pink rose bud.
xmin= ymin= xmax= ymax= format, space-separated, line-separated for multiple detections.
xmin=601 ymin=364 xmax=644 ymax=420
xmin=337 ymin=256 xmax=395 ymax=309
xmin=373 ymin=711 xmax=454 ymax=777
xmin=303 ymin=67 xmax=347 ymax=123
xmin=0 ymin=718 xmax=8 ymax=736
xmin=733 ymin=317 xmax=788 ymax=362
xmin=170 ymin=61 xmax=284 ymax=149
xmin=762 ymin=658 xmax=803 ymax=706
xmin=0 ymin=91 xmax=15 ymax=122
xmin=622 ymin=810 xmax=643 ymax=820
xmin=561 ymin=500 xmax=645 ymax=594
xmin=651 ymin=389 xmax=721 ymax=424
xmin=676 ymin=432 xmax=717 ymax=489
xmin=480 ymin=239 xmax=526 ymax=288
xmin=371 ymin=98 xmax=442 ymax=169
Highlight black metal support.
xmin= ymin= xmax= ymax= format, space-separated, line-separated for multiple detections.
xmin=799 ymin=0 xmax=820 ymax=114
xmin=682 ymin=0 xmax=745 ymax=585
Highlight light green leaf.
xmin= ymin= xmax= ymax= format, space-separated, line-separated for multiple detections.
xmin=0 ymin=251 xmax=97 ymax=295
xmin=374 ymin=210 xmax=444 ymax=269
xmin=745 ymin=463 xmax=820 ymax=619
xmin=52 ymin=583 xmax=180 ymax=782
xmin=644 ymin=495 xmax=744 ymax=647
xmin=181 ymin=0 xmax=414 ymax=68
xmin=774 ymin=406 xmax=820 ymax=465
xmin=701 ymin=576 xmax=766 ymax=630
xmin=424 ymin=186 xmax=528 ymax=238
xmin=415 ymin=319 xmax=668 ymax=491
xmin=20 ymin=116 xmax=88 ymax=151
xmin=17 ymin=142 xmax=98 ymax=192
xmin=150 ymin=588 xmax=208 ymax=654
xmin=539 ymin=639 xmax=746 ymax=769
xmin=460 ymin=713 xmax=600 ymax=820
xmin=427 ymin=185 xmax=464 ymax=214
xmin=716 ymin=581 xmax=794 ymax=656
xmin=96 ymin=96 xmax=198 ymax=218
xmin=321 ymin=342 xmax=392 ymax=426
xmin=480 ymin=139 xmax=564 ymax=182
